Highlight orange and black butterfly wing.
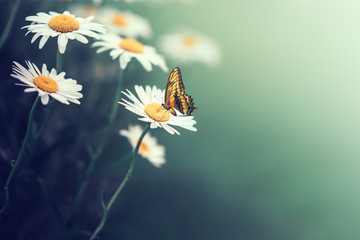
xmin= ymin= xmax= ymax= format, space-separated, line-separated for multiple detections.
xmin=183 ymin=94 xmax=198 ymax=115
xmin=173 ymin=90 xmax=198 ymax=115
xmin=164 ymin=67 xmax=184 ymax=105
xmin=164 ymin=67 xmax=198 ymax=115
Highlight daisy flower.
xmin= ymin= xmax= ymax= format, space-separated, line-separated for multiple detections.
xmin=67 ymin=5 xmax=98 ymax=18
xmin=22 ymin=11 xmax=106 ymax=54
xmin=120 ymin=124 xmax=166 ymax=168
xmin=119 ymin=85 xmax=197 ymax=135
xmin=124 ymin=0 xmax=197 ymax=3
xmin=159 ymin=31 xmax=221 ymax=67
xmin=11 ymin=61 xmax=83 ymax=105
xmin=92 ymin=0 xmax=103 ymax=5
xmin=92 ymin=33 xmax=168 ymax=72
xmin=96 ymin=7 xmax=152 ymax=39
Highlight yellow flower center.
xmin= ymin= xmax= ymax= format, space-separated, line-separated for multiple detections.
xmin=137 ymin=139 xmax=151 ymax=153
xmin=111 ymin=13 xmax=128 ymax=26
xmin=119 ymin=38 xmax=144 ymax=53
xmin=48 ymin=15 xmax=80 ymax=33
xmin=33 ymin=75 xmax=59 ymax=93
xmin=144 ymin=103 xmax=170 ymax=122
xmin=183 ymin=36 xmax=197 ymax=48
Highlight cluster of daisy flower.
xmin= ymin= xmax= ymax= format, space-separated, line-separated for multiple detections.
xmin=15 ymin=10 xmax=107 ymax=106
xmin=69 ymin=4 xmax=221 ymax=69
xmin=11 ymin=2 xmax=220 ymax=168
xmin=6 ymin=0 xmax=225 ymax=208
xmin=63 ymin=4 xmax=220 ymax=166
xmin=11 ymin=3 xmax=221 ymax=170
xmin=2 ymin=1 xmax=221 ymax=239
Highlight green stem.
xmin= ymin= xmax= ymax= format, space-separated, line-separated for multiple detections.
xmin=0 ymin=96 xmax=40 ymax=216
xmin=57 ymin=50 xmax=62 ymax=72
xmin=38 ymin=50 xmax=62 ymax=132
xmin=34 ymin=50 xmax=61 ymax=140
xmin=70 ymin=69 xmax=126 ymax=219
xmin=36 ymin=175 xmax=65 ymax=230
xmin=29 ymin=50 xmax=61 ymax=151
xmin=33 ymin=99 xmax=55 ymax=142
xmin=0 ymin=0 xmax=22 ymax=50
xmin=100 ymin=152 xmax=132 ymax=190
xmin=89 ymin=124 xmax=150 ymax=240
xmin=94 ymin=69 xmax=126 ymax=158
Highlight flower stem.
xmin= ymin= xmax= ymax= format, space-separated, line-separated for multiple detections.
xmin=36 ymin=175 xmax=65 ymax=230
xmin=100 ymin=152 xmax=132 ymax=190
xmin=89 ymin=124 xmax=150 ymax=240
xmin=70 ymin=69 xmax=126 ymax=219
xmin=0 ymin=96 xmax=40 ymax=216
xmin=0 ymin=0 xmax=22 ymax=50
xmin=32 ymin=99 xmax=55 ymax=144
xmin=29 ymin=50 xmax=61 ymax=150
xmin=57 ymin=49 xmax=62 ymax=72
xmin=33 ymin=49 xmax=61 ymax=139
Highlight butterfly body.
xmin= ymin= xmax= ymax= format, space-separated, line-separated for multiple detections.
xmin=162 ymin=67 xmax=198 ymax=116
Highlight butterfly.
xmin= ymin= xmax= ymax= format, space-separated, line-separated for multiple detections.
xmin=162 ymin=67 xmax=198 ymax=116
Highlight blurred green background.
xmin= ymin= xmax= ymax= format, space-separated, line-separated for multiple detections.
xmin=141 ymin=1 xmax=360 ymax=239
xmin=0 ymin=0 xmax=359 ymax=239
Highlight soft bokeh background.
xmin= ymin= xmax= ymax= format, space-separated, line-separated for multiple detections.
xmin=0 ymin=0 xmax=359 ymax=239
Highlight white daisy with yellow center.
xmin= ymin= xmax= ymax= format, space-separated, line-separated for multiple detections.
xmin=96 ymin=7 xmax=152 ymax=39
xmin=159 ymin=31 xmax=221 ymax=67
xmin=22 ymin=11 xmax=106 ymax=54
xmin=124 ymin=0 xmax=197 ymax=3
xmin=67 ymin=5 xmax=98 ymax=19
xmin=120 ymin=124 xmax=166 ymax=168
xmin=92 ymin=33 xmax=168 ymax=72
xmin=119 ymin=85 xmax=197 ymax=135
xmin=11 ymin=61 xmax=83 ymax=105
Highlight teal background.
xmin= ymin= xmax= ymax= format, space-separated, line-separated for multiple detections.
xmin=140 ymin=1 xmax=360 ymax=239
xmin=0 ymin=0 xmax=358 ymax=239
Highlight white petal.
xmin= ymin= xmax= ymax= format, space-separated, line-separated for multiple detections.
xmin=49 ymin=69 xmax=58 ymax=79
xmin=135 ymin=85 xmax=150 ymax=105
xmin=121 ymin=104 xmax=145 ymax=116
xmin=119 ymin=52 xmax=131 ymax=70
xmin=41 ymin=64 xmax=49 ymax=76
xmin=24 ymin=88 xmax=38 ymax=92
xmin=15 ymin=83 xmax=32 ymax=87
xmin=120 ymin=97 xmax=141 ymax=110
xmin=66 ymin=98 xmax=81 ymax=105
xmin=39 ymin=35 xmax=50 ymax=49
xmin=75 ymin=29 xmax=100 ymax=38
xmin=32 ymin=63 xmax=42 ymax=76
xmin=110 ymin=49 xmax=125 ymax=59
xmin=73 ymin=33 xmax=89 ymax=44
xmin=58 ymin=34 xmax=68 ymax=54
xmin=135 ymin=55 xmax=152 ymax=72
xmin=150 ymin=122 xmax=158 ymax=129
xmin=50 ymin=93 xmax=70 ymax=105
xmin=66 ymin=32 xmax=76 ymax=40
xmin=31 ymin=32 xmax=42 ymax=43
xmin=124 ymin=89 xmax=145 ymax=108
xmin=137 ymin=117 xmax=153 ymax=123
xmin=96 ymin=47 xmax=111 ymax=54
xmin=162 ymin=124 xmax=177 ymax=135
xmin=41 ymin=94 xmax=49 ymax=105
